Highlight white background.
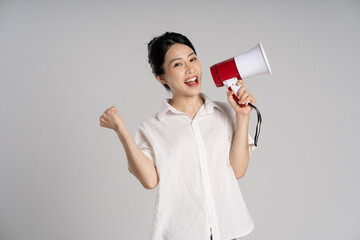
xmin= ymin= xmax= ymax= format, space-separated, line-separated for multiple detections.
xmin=1 ymin=0 xmax=359 ymax=239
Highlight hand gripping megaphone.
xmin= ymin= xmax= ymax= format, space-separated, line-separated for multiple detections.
xmin=209 ymin=43 xmax=272 ymax=146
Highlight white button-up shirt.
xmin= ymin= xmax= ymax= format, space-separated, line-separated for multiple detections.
xmin=134 ymin=92 xmax=256 ymax=240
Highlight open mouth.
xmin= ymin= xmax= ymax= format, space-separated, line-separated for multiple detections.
xmin=184 ymin=76 xmax=199 ymax=87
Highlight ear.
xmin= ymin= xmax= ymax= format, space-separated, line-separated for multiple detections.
xmin=155 ymin=74 xmax=167 ymax=85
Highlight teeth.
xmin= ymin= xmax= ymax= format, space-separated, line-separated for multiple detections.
xmin=185 ymin=77 xmax=197 ymax=83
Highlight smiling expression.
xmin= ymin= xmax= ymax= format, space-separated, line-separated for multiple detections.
xmin=156 ymin=43 xmax=202 ymax=97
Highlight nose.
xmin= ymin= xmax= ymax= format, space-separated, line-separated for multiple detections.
xmin=185 ymin=62 xmax=194 ymax=74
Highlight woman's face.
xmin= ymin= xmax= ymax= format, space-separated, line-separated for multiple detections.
xmin=157 ymin=43 xmax=202 ymax=98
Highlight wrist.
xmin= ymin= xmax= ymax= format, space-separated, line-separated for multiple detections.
xmin=114 ymin=122 xmax=126 ymax=134
xmin=235 ymin=112 xmax=250 ymax=120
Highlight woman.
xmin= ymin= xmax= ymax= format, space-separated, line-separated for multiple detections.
xmin=100 ymin=32 xmax=257 ymax=240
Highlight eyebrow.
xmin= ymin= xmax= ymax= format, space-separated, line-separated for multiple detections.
xmin=169 ymin=52 xmax=195 ymax=65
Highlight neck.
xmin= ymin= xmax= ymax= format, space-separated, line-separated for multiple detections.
xmin=169 ymin=93 xmax=204 ymax=118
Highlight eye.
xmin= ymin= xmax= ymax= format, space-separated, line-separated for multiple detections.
xmin=174 ymin=62 xmax=181 ymax=67
xmin=190 ymin=57 xmax=197 ymax=62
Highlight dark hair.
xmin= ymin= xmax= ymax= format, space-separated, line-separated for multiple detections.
xmin=147 ymin=32 xmax=197 ymax=91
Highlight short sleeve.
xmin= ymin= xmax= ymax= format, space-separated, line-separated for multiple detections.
xmin=134 ymin=127 xmax=156 ymax=167
xmin=222 ymin=102 xmax=257 ymax=155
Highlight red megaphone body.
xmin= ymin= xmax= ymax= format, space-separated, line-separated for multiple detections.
xmin=210 ymin=43 xmax=272 ymax=106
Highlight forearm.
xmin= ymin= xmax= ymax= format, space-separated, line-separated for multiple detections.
xmin=115 ymin=125 xmax=158 ymax=189
xmin=229 ymin=114 xmax=250 ymax=179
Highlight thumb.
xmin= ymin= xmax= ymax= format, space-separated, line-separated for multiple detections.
xmin=110 ymin=106 xmax=118 ymax=113
xmin=227 ymin=90 xmax=240 ymax=110
xmin=227 ymin=90 xmax=235 ymax=104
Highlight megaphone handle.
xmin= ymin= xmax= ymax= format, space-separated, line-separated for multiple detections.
xmin=228 ymin=86 xmax=249 ymax=107
xmin=228 ymin=86 xmax=262 ymax=147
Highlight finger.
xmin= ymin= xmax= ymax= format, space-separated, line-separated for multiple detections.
xmin=110 ymin=106 xmax=117 ymax=113
xmin=245 ymin=95 xmax=253 ymax=104
xmin=246 ymin=93 xmax=255 ymax=105
xmin=245 ymin=96 xmax=256 ymax=106
xmin=100 ymin=121 xmax=105 ymax=127
xmin=236 ymin=79 xmax=244 ymax=86
xmin=227 ymin=90 xmax=234 ymax=101
xmin=237 ymin=86 xmax=247 ymax=99
xmin=251 ymin=97 xmax=256 ymax=105
xmin=227 ymin=90 xmax=238 ymax=105
xmin=240 ymin=92 xmax=250 ymax=104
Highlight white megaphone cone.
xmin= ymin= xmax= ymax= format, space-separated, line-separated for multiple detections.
xmin=234 ymin=43 xmax=272 ymax=78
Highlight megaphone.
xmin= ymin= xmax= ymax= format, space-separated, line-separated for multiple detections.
xmin=210 ymin=43 xmax=272 ymax=106
xmin=210 ymin=43 xmax=272 ymax=147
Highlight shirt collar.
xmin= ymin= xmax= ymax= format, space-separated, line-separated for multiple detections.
xmin=156 ymin=92 xmax=224 ymax=120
